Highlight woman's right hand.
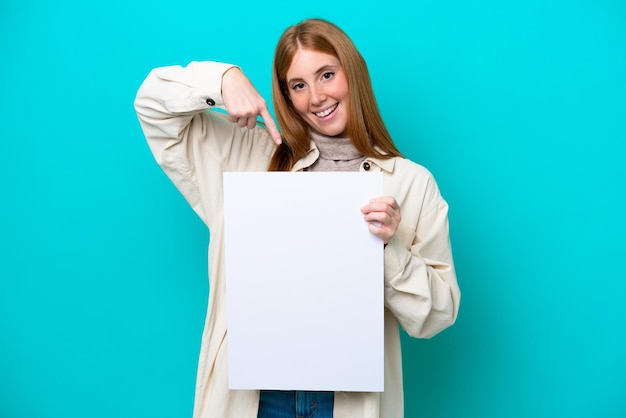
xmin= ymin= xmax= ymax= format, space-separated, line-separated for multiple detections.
xmin=221 ymin=67 xmax=282 ymax=145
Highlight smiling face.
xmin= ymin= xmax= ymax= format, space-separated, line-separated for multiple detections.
xmin=285 ymin=48 xmax=350 ymax=137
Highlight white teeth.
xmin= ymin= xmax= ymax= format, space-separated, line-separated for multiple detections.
xmin=315 ymin=104 xmax=337 ymax=118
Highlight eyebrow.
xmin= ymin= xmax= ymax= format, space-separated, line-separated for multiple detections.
xmin=287 ymin=64 xmax=339 ymax=86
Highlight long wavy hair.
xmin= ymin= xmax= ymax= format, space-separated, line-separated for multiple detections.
xmin=269 ymin=19 xmax=402 ymax=171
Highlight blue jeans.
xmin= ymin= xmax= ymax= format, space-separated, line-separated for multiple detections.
xmin=257 ymin=390 xmax=334 ymax=418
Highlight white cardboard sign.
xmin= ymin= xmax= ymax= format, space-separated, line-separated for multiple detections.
xmin=223 ymin=172 xmax=384 ymax=392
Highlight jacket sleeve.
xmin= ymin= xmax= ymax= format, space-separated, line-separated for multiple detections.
xmin=383 ymin=174 xmax=460 ymax=338
xmin=133 ymin=61 xmax=275 ymax=228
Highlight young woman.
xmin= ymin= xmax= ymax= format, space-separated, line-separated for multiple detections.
xmin=135 ymin=18 xmax=460 ymax=418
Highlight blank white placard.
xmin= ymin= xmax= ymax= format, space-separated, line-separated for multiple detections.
xmin=223 ymin=171 xmax=384 ymax=392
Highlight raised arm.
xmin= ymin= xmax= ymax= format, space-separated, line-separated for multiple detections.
xmin=134 ymin=61 xmax=277 ymax=227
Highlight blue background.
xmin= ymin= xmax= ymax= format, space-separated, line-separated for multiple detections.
xmin=1 ymin=0 xmax=625 ymax=417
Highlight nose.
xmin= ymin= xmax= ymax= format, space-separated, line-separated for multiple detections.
xmin=309 ymin=86 xmax=326 ymax=106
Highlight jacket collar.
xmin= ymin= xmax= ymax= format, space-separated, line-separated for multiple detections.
xmin=291 ymin=141 xmax=319 ymax=172
xmin=366 ymin=153 xmax=396 ymax=173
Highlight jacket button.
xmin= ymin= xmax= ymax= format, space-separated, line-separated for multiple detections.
xmin=363 ymin=162 xmax=371 ymax=171
xmin=206 ymin=97 xmax=216 ymax=106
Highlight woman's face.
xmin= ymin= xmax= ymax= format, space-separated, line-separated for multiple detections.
xmin=285 ymin=48 xmax=350 ymax=137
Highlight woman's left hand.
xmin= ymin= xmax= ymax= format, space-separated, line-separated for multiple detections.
xmin=361 ymin=196 xmax=401 ymax=244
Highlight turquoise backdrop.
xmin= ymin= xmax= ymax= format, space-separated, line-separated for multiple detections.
xmin=1 ymin=0 xmax=625 ymax=417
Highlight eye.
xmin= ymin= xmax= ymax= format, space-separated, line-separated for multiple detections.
xmin=291 ymin=82 xmax=305 ymax=91
xmin=322 ymin=71 xmax=335 ymax=80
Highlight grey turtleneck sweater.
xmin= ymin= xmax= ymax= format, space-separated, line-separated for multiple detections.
xmin=307 ymin=131 xmax=367 ymax=172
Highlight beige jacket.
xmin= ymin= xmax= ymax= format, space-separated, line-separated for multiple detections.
xmin=134 ymin=61 xmax=460 ymax=418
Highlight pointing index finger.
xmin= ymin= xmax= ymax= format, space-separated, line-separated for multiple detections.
xmin=259 ymin=108 xmax=282 ymax=145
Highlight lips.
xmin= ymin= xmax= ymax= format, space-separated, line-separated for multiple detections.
xmin=314 ymin=103 xmax=338 ymax=118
